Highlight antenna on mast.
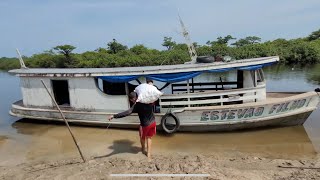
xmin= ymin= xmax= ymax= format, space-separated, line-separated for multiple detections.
xmin=178 ymin=14 xmax=197 ymax=63
xmin=16 ymin=48 xmax=27 ymax=69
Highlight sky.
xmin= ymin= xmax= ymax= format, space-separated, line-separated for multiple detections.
xmin=0 ymin=0 xmax=319 ymax=57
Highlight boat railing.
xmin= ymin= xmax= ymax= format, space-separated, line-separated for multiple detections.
xmin=159 ymin=86 xmax=265 ymax=110
xmin=171 ymin=81 xmax=238 ymax=93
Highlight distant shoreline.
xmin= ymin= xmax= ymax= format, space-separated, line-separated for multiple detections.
xmin=1 ymin=30 xmax=320 ymax=70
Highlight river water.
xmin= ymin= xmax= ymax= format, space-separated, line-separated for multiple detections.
xmin=0 ymin=64 xmax=319 ymax=165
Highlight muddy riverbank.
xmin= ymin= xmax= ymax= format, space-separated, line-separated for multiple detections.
xmin=1 ymin=121 xmax=320 ymax=179
xmin=1 ymin=151 xmax=320 ymax=180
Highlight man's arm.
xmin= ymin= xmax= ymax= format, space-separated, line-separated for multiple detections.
xmin=108 ymin=104 xmax=136 ymax=120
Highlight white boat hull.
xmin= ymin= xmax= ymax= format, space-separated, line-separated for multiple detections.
xmin=10 ymin=92 xmax=319 ymax=132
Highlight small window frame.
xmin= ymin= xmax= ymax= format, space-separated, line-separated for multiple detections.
xmin=256 ymin=69 xmax=265 ymax=83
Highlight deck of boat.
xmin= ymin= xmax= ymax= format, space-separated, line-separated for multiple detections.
xmin=267 ymin=92 xmax=302 ymax=99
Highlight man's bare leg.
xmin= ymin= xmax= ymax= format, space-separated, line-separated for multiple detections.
xmin=146 ymin=137 xmax=152 ymax=161
xmin=140 ymin=137 xmax=146 ymax=155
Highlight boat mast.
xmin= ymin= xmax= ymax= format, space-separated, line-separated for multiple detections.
xmin=16 ymin=49 xmax=27 ymax=69
xmin=178 ymin=15 xmax=197 ymax=63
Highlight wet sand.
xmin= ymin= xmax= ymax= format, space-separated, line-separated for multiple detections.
xmin=1 ymin=120 xmax=320 ymax=179
xmin=0 ymin=108 xmax=319 ymax=179
xmin=0 ymin=121 xmax=317 ymax=165
xmin=0 ymin=136 xmax=8 ymax=146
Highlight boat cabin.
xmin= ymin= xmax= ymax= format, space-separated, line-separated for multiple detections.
xmin=9 ymin=56 xmax=279 ymax=113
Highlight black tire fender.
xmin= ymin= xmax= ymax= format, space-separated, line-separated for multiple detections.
xmin=196 ymin=56 xmax=215 ymax=63
xmin=161 ymin=112 xmax=180 ymax=134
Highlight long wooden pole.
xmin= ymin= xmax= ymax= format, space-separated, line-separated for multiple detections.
xmin=41 ymin=80 xmax=86 ymax=163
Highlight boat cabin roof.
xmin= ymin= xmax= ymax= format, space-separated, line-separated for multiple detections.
xmin=9 ymin=56 xmax=279 ymax=77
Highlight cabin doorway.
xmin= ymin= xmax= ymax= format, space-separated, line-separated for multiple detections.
xmin=51 ymin=80 xmax=70 ymax=106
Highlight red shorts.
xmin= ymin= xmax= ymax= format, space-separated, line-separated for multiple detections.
xmin=139 ymin=122 xmax=156 ymax=139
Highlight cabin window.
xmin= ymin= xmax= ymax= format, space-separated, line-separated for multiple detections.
xmin=51 ymin=80 xmax=70 ymax=106
xmin=95 ymin=78 xmax=138 ymax=95
xmin=170 ymin=71 xmax=238 ymax=94
xmin=103 ymin=81 xmax=126 ymax=95
xmin=257 ymin=69 xmax=265 ymax=83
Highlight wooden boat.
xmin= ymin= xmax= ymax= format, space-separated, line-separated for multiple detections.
xmin=9 ymin=56 xmax=320 ymax=133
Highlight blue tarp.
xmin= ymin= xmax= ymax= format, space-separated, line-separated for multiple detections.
xmin=207 ymin=68 xmax=233 ymax=72
xmin=98 ymin=62 xmax=276 ymax=83
xmin=237 ymin=65 xmax=262 ymax=71
xmin=98 ymin=75 xmax=140 ymax=83
xmin=146 ymin=71 xmax=202 ymax=83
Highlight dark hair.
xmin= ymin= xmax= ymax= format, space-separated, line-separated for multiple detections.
xmin=146 ymin=79 xmax=153 ymax=83
xmin=129 ymin=92 xmax=137 ymax=99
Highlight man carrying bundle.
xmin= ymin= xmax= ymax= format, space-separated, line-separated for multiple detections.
xmin=108 ymin=84 xmax=162 ymax=161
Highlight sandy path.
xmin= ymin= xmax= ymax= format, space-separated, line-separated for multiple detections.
xmin=1 ymin=151 xmax=319 ymax=180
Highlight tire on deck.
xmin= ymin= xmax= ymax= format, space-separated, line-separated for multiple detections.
xmin=196 ymin=56 xmax=215 ymax=63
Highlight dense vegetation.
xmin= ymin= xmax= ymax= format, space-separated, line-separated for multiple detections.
xmin=1 ymin=29 xmax=320 ymax=70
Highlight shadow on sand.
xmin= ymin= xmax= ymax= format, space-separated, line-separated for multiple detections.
xmin=94 ymin=139 xmax=140 ymax=159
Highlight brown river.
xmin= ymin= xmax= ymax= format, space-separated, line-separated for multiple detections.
xmin=0 ymin=64 xmax=320 ymax=165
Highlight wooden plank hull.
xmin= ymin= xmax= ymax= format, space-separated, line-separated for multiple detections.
xmin=10 ymin=92 xmax=319 ymax=132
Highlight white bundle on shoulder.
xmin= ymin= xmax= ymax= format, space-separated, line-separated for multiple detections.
xmin=134 ymin=83 xmax=163 ymax=104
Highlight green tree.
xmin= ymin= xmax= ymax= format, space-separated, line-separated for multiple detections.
xmin=211 ymin=44 xmax=231 ymax=57
xmin=197 ymin=45 xmax=212 ymax=56
xmin=245 ymin=36 xmax=261 ymax=44
xmin=308 ymin=29 xmax=320 ymax=41
xmin=172 ymin=43 xmax=188 ymax=51
xmin=130 ymin=44 xmax=148 ymax=55
xmin=53 ymin=45 xmax=76 ymax=58
xmin=207 ymin=35 xmax=236 ymax=46
xmin=0 ymin=57 xmax=20 ymax=70
xmin=286 ymin=41 xmax=320 ymax=64
xmin=162 ymin=37 xmax=176 ymax=50
xmin=2 ymin=29 xmax=320 ymax=71
xmin=107 ymin=39 xmax=128 ymax=54
xmin=95 ymin=47 xmax=108 ymax=53
xmin=232 ymin=36 xmax=261 ymax=47
xmin=53 ymin=45 xmax=76 ymax=67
